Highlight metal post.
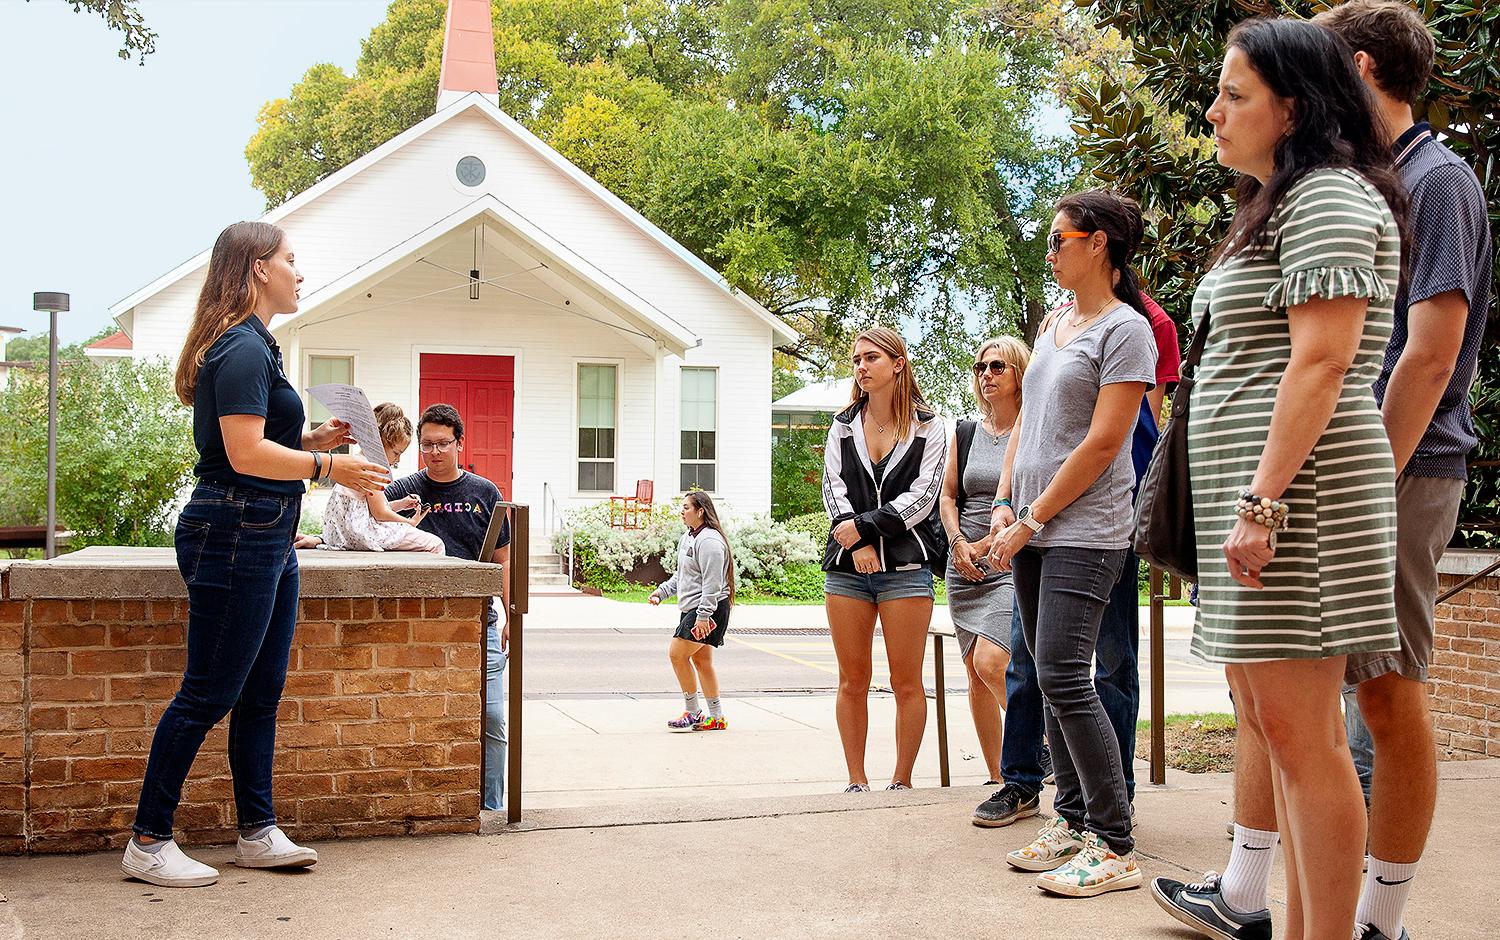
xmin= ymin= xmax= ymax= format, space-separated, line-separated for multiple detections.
xmin=933 ymin=633 xmax=949 ymax=787
xmin=1148 ymin=566 xmax=1168 ymax=785
xmin=504 ymin=504 xmax=528 ymax=825
xmin=46 ymin=309 xmax=58 ymax=560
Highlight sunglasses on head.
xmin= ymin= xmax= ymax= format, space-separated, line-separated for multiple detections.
xmin=1047 ymin=230 xmax=1091 ymax=253
xmin=972 ymin=361 xmax=1010 ymax=376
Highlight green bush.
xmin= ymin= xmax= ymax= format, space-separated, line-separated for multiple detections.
xmin=784 ymin=510 xmax=830 ymax=548
xmin=0 ymin=358 xmax=195 ymax=548
xmin=743 ymin=560 xmax=824 ymax=601
xmin=771 ymin=429 xmax=826 ymax=520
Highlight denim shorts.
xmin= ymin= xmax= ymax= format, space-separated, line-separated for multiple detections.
xmin=825 ymin=567 xmax=934 ymax=604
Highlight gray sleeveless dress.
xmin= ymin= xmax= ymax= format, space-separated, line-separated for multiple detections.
xmin=945 ymin=422 xmax=1015 ymax=658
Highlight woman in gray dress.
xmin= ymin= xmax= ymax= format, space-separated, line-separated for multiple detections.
xmin=940 ymin=337 xmax=1030 ymax=786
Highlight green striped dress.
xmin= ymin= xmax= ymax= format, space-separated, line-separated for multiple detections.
xmin=1189 ymin=168 xmax=1402 ymax=663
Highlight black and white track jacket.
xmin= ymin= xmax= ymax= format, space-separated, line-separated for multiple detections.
xmin=820 ymin=399 xmax=948 ymax=574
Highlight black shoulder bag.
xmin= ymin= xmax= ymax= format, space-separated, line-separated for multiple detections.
xmin=953 ymin=419 xmax=978 ymax=515
xmin=1131 ymin=307 xmax=1210 ymax=583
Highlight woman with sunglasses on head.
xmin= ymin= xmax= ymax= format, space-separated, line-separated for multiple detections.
xmin=1150 ymin=19 xmax=1407 ymax=939
xmin=988 ymin=190 xmax=1157 ymax=898
xmin=822 ymin=326 xmax=947 ymax=793
xmin=939 ymin=337 xmax=1030 ymax=789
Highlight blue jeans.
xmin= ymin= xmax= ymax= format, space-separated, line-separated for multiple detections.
xmin=1343 ymin=687 xmax=1375 ymax=802
xmin=133 ymin=483 xmax=301 ymax=839
xmin=484 ymin=607 xmax=508 ymax=811
xmin=1012 ymin=545 xmax=1133 ymax=854
xmin=1003 ymin=548 xmax=1141 ymax=800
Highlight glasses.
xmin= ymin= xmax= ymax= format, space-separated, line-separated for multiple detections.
xmin=972 ymin=361 xmax=1010 ymax=376
xmin=1047 ymin=230 xmax=1090 ymax=253
xmin=418 ymin=439 xmax=457 ymax=453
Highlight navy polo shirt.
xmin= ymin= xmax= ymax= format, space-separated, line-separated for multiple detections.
xmin=1372 ymin=122 xmax=1494 ymax=479
xmin=192 ymin=317 xmax=307 ymax=495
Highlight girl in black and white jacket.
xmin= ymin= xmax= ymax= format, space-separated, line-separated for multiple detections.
xmin=821 ymin=326 xmax=947 ymax=793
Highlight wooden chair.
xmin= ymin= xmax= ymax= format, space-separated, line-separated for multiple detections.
xmin=609 ymin=479 xmax=654 ymax=529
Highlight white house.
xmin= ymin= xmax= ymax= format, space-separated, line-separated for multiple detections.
xmin=108 ymin=0 xmax=797 ymax=533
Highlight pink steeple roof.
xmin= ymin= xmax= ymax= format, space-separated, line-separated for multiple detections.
xmin=437 ymin=0 xmax=499 ymax=108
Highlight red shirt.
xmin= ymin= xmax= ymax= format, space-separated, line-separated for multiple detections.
xmin=1141 ymin=292 xmax=1182 ymax=388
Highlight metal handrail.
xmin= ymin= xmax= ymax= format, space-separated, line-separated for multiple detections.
xmin=1436 ymin=556 xmax=1500 ymax=605
xmin=541 ymin=482 xmax=574 ymax=585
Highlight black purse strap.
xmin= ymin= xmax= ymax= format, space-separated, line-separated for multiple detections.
xmin=1170 ymin=305 xmax=1212 ymax=419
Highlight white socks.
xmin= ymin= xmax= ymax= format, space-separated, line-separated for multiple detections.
xmin=1357 ymin=857 xmax=1418 ymax=938
xmin=683 ymin=692 xmax=701 ymax=715
xmin=1220 ymin=825 xmax=1280 ymax=914
xmin=706 ymin=697 xmax=722 ymax=718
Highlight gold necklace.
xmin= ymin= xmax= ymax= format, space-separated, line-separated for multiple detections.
xmin=1067 ymin=298 xmax=1114 ymax=329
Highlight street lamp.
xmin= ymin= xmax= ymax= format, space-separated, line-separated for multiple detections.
xmin=32 ymin=293 xmax=68 ymax=559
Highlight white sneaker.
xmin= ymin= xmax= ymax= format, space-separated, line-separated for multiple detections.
xmin=233 ymin=826 xmax=318 ymax=868
xmin=121 ymin=839 xmax=218 ymax=888
xmin=1005 ymin=815 xmax=1086 ymax=872
xmin=1037 ymin=831 xmax=1143 ymax=897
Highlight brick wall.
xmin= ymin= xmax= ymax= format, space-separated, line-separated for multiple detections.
xmin=5 ymin=584 xmax=485 ymax=854
xmin=1431 ymin=569 xmax=1500 ymax=760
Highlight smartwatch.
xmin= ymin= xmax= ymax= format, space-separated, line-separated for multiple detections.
xmin=1017 ymin=504 xmax=1045 ymax=533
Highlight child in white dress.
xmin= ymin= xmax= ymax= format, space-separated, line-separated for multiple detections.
xmin=321 ymin=403 xmax=445 ymax=554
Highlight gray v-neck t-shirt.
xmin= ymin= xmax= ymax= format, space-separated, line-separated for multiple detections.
xmin=1012 ymin=303 xmax=1157 ymax=549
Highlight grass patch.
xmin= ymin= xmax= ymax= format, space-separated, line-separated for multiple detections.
xmin=1134 ymin=712 xmax=1237 ymax=774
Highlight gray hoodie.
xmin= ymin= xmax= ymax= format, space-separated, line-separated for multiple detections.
xmin=655 ymin=527 xmax=730 ymax=621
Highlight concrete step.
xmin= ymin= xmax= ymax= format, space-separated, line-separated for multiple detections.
xmin=530 ymin=573 xmax=573 ymax=586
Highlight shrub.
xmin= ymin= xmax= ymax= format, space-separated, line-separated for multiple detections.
xmin=743 ymin=560 xmax=824 ymax=601
xmin=722 ymin=513 xmax=817 ymax=581
xmin=0 ymin=358 xmax=195 ymax=548
xmin=783 ymin=510 xmax=830 ymax=548
xmin=771 ymin=429 xmax=826 ymax=520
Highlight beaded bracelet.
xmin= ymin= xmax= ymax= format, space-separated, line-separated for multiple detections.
xmin=1236 ymin=490 xmax=1289 ymax=531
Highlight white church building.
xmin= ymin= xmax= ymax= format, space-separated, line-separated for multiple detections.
xmin=107 ymin=0 xmax=796 ymax=531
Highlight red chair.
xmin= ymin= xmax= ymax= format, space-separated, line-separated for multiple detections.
xmin=610 ymin=479 xmax=654 ymax=530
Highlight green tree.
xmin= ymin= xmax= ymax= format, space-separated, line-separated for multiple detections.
xmin=0 ymin=358 xmax=195 ymax=548
xmin=771 ymin=428 xmax=825 ymax=520
xmin=35 ymin=0 xmax=157 ymax=63
xmin=4 ymin=325 xmax=121 ymax=363
xmin=245 ymin=0 xmax=1089 ymax=407
xmin=1069 ymin=0 xmax=1500 ymax=546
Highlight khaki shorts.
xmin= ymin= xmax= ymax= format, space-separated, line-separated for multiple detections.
xmin=1345 ymin=475 xmax=1464 ymax=685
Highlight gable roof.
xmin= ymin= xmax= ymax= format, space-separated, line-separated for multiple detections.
xmin=111 ymin=94 xmax=799 ymax=347
xmin=87 ymin=331 xmax=133 ymax=351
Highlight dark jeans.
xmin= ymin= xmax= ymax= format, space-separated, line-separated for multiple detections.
xmin=1003 ymin=548 xmax=1141 ymax=800
xmin=133 ymin=483 xmax=301 ymax=840
xmin=1013 ymin=545 xmax=1133 ymax=854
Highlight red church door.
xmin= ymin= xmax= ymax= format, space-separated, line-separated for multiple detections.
xmin=418 ymin=353 xmax=515 ymax=497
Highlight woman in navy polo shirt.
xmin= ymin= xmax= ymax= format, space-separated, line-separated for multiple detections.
xmin=122 ymin=222 xmax=389 ymax=888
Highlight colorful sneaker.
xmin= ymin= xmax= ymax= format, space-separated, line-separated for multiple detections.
xmin=695 ymin=715 xmax=728 ymax=731
xmin=1006 ymin=815 xmax=1085 ymax=872
xmin=1354 ymin=926 xmax=1409 ymax=940
xmin=973 ymin=783 xmax=1040 ymax=828
xmin=885 ymin=782 xmax=911 ymax=791
xmin=667 ymin=711 xmax=704 ymax=732
xmin=1037 ymin=831 xmax=1143 ymax=897
xmin=1151 ymin=871 xmax=1272 ymax=940
xmin=843 ymin=783 xmax=871 ymax=793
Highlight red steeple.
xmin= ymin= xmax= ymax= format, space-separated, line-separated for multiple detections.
xmin=436 ymin=0 xmax=499 ymax=109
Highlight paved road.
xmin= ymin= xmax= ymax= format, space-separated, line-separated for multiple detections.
xmin=523 ymin=628 xmax=1233 ymax=713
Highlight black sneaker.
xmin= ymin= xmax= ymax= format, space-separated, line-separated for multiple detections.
xmin=1040 ymin=744 xmax=1056 ymax=786
xmin=1151 ymin=872 xmax=1272 ymax=940
xmin=1355 ymin=926 xmax=1409 ymax=940
xmin=972 ymin=783 xmax=1040 ymax=828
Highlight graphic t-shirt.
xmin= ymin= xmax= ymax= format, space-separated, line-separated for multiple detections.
xmin=383 ymin=470 xmax=510 ymax=561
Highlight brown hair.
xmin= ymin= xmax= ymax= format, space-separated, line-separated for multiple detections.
xmin=1315 ymin=0 xmax=1435 ymax=105
xmin=373 ymin=402 xmax=413 ymax=450
xmin=1055 ymin=189 xmax=1149 ymax=320
xmin=845 ymin=326 xmax=931 ymax=441
xmin=174 ymin=221 xmax=285 ymax=406
xmin=685 ymin=490 xmax=735 ymax=604
xmin=971 ymin=336 xmax=1030 ymax=420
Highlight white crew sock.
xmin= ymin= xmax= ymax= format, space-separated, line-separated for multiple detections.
xmin=683 ymin=692 xmax=701 ymax=715
xmin=706 ymin=697 xmax=723 ymax=718
xmin=1357 ymin=856 xmax=1418 ymax=938
xmin=1219 ymin=825 xmax=1279 ymax=913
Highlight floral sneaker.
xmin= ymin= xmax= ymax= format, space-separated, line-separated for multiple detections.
xmin=667 ymin=711 xmax=705 ymax=732
xmin=695 ymin=715 xmax=728 ymax=731
xmin=1036 ymin=831 xmax=1143 ymax=897
xmin=1005 ymin=815 xmax=1086 ymax=872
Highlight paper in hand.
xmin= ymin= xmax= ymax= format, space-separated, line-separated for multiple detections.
xmin=306 ymin=384 xmax=390 ymax=469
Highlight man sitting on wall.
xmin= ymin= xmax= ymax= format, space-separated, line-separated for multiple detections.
xmin=381 ymin=403 xmax=511 ymax=813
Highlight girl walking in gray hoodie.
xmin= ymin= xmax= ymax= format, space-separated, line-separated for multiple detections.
xmin=650 ymin=491 xmax=735 ymax=731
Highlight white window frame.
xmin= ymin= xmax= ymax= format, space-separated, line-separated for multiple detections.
xmin=573 ymin=358 xmax=623 ymax=496
xmin=679 ymin=365 xmax=719 ymax=494
xmin=303 ymin=350 xmax=359 ymax=452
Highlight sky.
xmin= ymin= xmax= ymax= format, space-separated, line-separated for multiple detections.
xmin=0 ymin=0 xmax=392 ymax=347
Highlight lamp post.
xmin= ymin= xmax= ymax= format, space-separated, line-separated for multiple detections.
xmin=33 ymin=293 xmax=69 ymax=559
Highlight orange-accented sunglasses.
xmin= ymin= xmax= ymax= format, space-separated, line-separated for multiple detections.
xmin=1047 ymin=230 xmax=1091 ymax=253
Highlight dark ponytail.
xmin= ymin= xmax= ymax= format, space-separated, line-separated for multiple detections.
xmin=685 ymin=490 xmax=735 ymax=604
xmin=1056 ymin=190 xmax=1149 ymax=319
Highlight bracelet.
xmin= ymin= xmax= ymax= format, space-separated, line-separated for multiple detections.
xmin=310 ymin=451 xmax=321 ymax=482
xmin=991 ymin=497 xmax=1012 ymax=509
xmin=323 ymin=453 xmax=335 ymax=482
xmin=1236 ymin=490 xmax=1289 ymax=531
xmin=948 ymin=534 xmax=968 ymax=549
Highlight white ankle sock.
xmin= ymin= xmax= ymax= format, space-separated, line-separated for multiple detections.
xmin=1220 ymin=825 xmax=1279 ymax=914
xmin=1357 ymin=856 xmax=1418 ymax=938
xmin=683 ymin=692 xmax=701 ymax=714
xmin=706 ymin=697 xmax=722 ymax=718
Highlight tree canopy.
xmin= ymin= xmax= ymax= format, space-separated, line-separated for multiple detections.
xmin=38 ymin=0 xmax=157 ymax=63
xmin=246 ymin=0 xmax=1091 ymax=407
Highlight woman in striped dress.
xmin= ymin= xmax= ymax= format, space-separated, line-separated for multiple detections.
xmin=1178 ymin=18 xmax=1406 ymax=938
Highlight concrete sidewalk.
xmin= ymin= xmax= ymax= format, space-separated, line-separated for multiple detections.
xmin=3 ymin=759 xmax=1495 ymax=939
